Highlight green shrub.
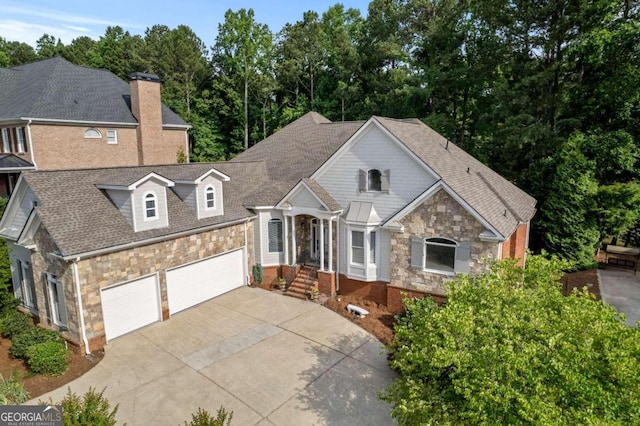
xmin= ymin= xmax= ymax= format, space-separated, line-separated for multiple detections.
xmin=50 ymin=387 xmax=118 ymax=426
xmin=10 ymin=327 xmax=64 ymax=360
xmin=184 ymin=407 xmax=233 ymax=426
xmin=0 ymin=310 xmax=33 ymax=339
xmin=0 ymin=292 xmax=20 ymax=317
xmin=26 ymin=341 xmax=69 ymax=376
xmin=0 ymin=371 xmax=29 ymax=405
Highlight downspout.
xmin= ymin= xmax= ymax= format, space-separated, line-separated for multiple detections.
xmin=72 ymin=259 xmax=90 ymax=355
xmin=244 ymin=221 xmax=249 ymax=285
xmin=336 ymin=218 xmax=340 ymax=292
xmin=25 ymin=119 xmax=37 ymax=168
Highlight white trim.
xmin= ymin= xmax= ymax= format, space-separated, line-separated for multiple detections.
xmin=95 ymin=172 xmax=175 ymax=190
xmin=0 ymin=166 xmax=35 ymax=173
xmin=16 ymin=127 xmax=26 ymax=153
xmin=0 ymin=174 xmax=27 ymax=234
xmin=311 ymin=117 xmax=439 ymax=181
xmin=106 ymin=129 xmax=118 ymax=144
xmin=184 ymin=131 xmax=190 ymax=162
xmin=173 ymin=168 xmax=231 ymax=184
xmin=523 ymin=221 xmax=531 ymax=267
xmin=20 ymin=117 xmax=138 ymax=127
xmin=275 ymin=179 xmax=338 ymax=213
xmin=72 ymin=260 xmax=91 ymax=354
xmin=382 ymin=180 xmax=505 ymax=240
xmin=423 ymin=237 xmax=457 ymax=276
xmin=84 ymin=128 xmax=102 ymax=139
xmin=1 ymin=128 xmax=10 ymax=153
xmin=46 ymin=273 xmax=67 ymax=327
xmin=143 ymin=191 xmax=158 ymax=222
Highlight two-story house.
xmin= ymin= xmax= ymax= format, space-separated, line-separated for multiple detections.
xmin=0 ymin=112 xmax=535 ymax=354
xmin=0 ymin=57 xmax=190 ymax=196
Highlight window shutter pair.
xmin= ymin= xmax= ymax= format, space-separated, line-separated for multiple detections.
xmin=358 ymin=169 xmax=390 ymax=192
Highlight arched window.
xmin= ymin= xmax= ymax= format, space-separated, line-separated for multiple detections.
xmin=84 ymin=128 xmax=102 ymax=139
xmin=205 ymin=185 xmax=215 ymax=210
xmin=424 ymin=238 xmax=456 ymax=273
xmin=367 ymin=169 xmax=382 ymax=191
xmin=144 ymin=192 xmax=157 ymax=220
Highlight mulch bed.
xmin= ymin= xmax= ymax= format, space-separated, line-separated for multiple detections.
xmin=324 ymin=268 xmax=602 ymax=345
xmin=0 ymin=337 xmax=103 ymax=400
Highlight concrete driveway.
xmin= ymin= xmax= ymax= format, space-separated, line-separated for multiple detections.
xmin=599 ymin=267 xmax=640 ymax=327
xmin=33 ymin=287 xmax=397 ymax=425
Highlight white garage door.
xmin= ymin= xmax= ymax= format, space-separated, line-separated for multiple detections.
xmin=166 ymin=249 xmax=244 ymax=315
xmin=101 ymin=275 xmax=161 ymax=341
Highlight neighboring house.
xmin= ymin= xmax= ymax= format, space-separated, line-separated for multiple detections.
xmin=0 ymin=112 xmax=535 ymax=353
xmin=0 ymin=57 xmax=190 ymax=196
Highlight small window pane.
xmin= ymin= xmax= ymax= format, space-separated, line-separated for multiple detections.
xmin=205 ymin=186 xmax=215 ymax=209
xmin=268 ymin=219 xmax=283 ymax=252
xmin=352 ymin=231 xmax=364 ymax=264
xmin=16 ymin=128 xmax=26 ymax=153
xmin=84 ymin=128 xmax=102 ymax=138
xmin=425 ymin=239 xmax=456 ymax=273
xmin=367 ymin=169 xmax=382 ymax=191
xmin=107 ymin=129 xmax=117 ymax=144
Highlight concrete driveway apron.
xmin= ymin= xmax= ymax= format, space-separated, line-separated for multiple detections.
xmin=33 ymin=287 xmax=398 ymax=425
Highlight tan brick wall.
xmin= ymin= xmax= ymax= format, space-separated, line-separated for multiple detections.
xmin=29 ymin=124 xmax=186 ymax=169
xmin=390 ymin=188 xmax=499 ymax=296
xmin=28 ymin=221 xmax=252 ymax=352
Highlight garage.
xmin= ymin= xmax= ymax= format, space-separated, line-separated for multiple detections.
xmin=101 ymin=274 xmax=161 ymax=341
xmin=166 ymin=249 xmax=244 ymax=315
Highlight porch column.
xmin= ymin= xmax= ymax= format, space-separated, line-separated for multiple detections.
xmin=291 ymin=216 xmax=297 ymax=264
xmin=319 ymin=218 xmax=325 ymax=271
xmin=328 ymin=218 xmax=333 ymax=272
xmin=283 ymin=215 xmax=289 ymax=265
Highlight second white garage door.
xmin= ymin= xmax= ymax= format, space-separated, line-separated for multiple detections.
xmin=166 ymin=249 xmax=244 ymax=315
xmin=101 ymin=274 xmax=161 ymax=342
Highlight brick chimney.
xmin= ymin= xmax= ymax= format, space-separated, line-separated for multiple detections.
xmin=129 ymin=72 xmax=163 ymax=165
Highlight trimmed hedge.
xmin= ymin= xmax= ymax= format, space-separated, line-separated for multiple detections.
xmin=0 ymin=310 xmax=33 ymax=339
xmin=10 ymin=327 xmax=64 ymax=360
xmin=0 ymin=293 xmax=20 ymax=317
xmin=26 ymin=341 xmax=69 ymax=376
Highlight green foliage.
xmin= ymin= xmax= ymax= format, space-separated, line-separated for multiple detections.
xmin=384 ymin=256 xmax=640 ymax=425
xmin=50 ymin=387 xmax=119 ymax=426
xmin=0 ymin=371 xmax=29 ymax=405
xmin=10 ymin=327 xmax=64 ymax=360
xmin=0 ymin=310 xmax=33 ymax=339
xmin=26 ymin=341 xmax=69 ymax=376
xmin=0 ymin=292 xmax=20 ymax=317
xmin=183 ymin=407 xmax=233 ymax=426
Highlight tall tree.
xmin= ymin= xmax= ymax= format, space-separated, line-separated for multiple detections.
xmin=212 ymin=9 xmax=273 ymax=151
xmin=93 ymin=26 xmax=144 ymax=80
xmin=35 ymin=34 xmax=63 ymax=58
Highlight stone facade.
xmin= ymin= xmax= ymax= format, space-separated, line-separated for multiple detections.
xmin=27 ymin=221 xmax=252 ymax=353
xmin=390 ymin=188 xmax=499 ymax=296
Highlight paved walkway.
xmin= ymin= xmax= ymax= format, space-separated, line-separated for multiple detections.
xmin=598 ymin=266 xmax=640 ymax=327
xmin=32 ymin=287 xmax=397 ymax=425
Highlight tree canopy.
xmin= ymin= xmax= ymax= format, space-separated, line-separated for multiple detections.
xmin=1 ymin=0 xmax=639 ymax=261
xmin=383 ymin=256 xmax=640 ymax=425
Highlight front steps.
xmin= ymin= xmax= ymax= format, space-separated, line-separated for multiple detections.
xmin=284 ymin=265 xmax=318 ymax=300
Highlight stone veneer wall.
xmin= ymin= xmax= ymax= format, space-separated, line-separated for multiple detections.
xmin=390 ymin=188 xmax=499 ymax=297
xmin=29 ymin=221 xmax=252 ymax=352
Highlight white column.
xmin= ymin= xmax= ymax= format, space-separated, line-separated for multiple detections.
xmin=291 ymin=216 xmax=297 ymax=264
xmin=283 ymin=215 xmax=289 ymax=265
xmin=319 ymin=218 xmax=325 ymax=271
xmin=328 ymin=218 xmax=333 ymax=272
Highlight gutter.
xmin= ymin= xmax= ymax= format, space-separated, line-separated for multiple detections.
xmin=60 ymin=216 xmax=255 ymax=261
xmin=21 ymin=117 xmax=138 ymax=128
xmin=72 ymin=260 xmax=90 ymax=355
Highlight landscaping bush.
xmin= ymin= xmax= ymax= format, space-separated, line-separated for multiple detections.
xmin=184 ymin=407 xmax=233 ymax=426
xmin=0 ymin=371 xmax=29 ymax=405
xmin=0 ymin=292 xmax=20 ymax=317
xmin=0 ymin=310 xmax=33 ymax=339
xmin=50 ymin=387 xmax=119 ymax=426
xmin=26 ymin=340 xmax=69 ymax=376
xmin=10 ymin=326 xmax=64 ymax=360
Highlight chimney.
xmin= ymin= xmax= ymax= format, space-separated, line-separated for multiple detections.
xmin=129 ymin=72 xmax=162 ymax=165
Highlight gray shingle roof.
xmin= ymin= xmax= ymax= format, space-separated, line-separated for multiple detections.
xmin=0 ymin=57 xmax=188 ymax=127
xmin=301 ymin=178 xmax=342 ymax=212
xmin=22 ymin=162 xmax=262 ymax=257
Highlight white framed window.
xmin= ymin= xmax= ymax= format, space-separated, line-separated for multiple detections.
xmin=144 ymin=191 xmax=158 ymax=221
xmin=84 ymin=128 xmax=102 ymax=139
xmin=411 ymin=237 xmax=471 ymax=276
xmin=18 ymin=261 xmax=37 ymax=310
xmin=1 ymin=128 xmax=10 ymax=153
xmin=268 ymin=219 xmax=283 ymax=253
xmin=205 ymin=185 xmax=215 ymax=210
xmin=47 ymin=274 xmax=67 ymax=327
xmin=106 ymin=129 xmax=118 ymax=144
xmin=16 ymin=127 xmax=26 ymax=153
xmin=351 ymin=230 xmax=365 ymax=264
xmin=370 ymin=231 xmax=377 ymax=264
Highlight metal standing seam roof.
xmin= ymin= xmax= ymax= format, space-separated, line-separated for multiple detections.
xmin=0 ymin=57 xmax=188 ymax=127
xmin=21 ymin=162 xmax=266 ymax=257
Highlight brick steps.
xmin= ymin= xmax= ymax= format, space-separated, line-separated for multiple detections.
xmin=284 ymin=265 xmax=318 ymax=301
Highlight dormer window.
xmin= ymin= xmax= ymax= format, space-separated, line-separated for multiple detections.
xmin=144 ymin=192 xmax=157 ymax=221
xmin=84 ymin=128 xmax=102 ymax=139
xmin=205 ymin=185 xmax=215 ymax=210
